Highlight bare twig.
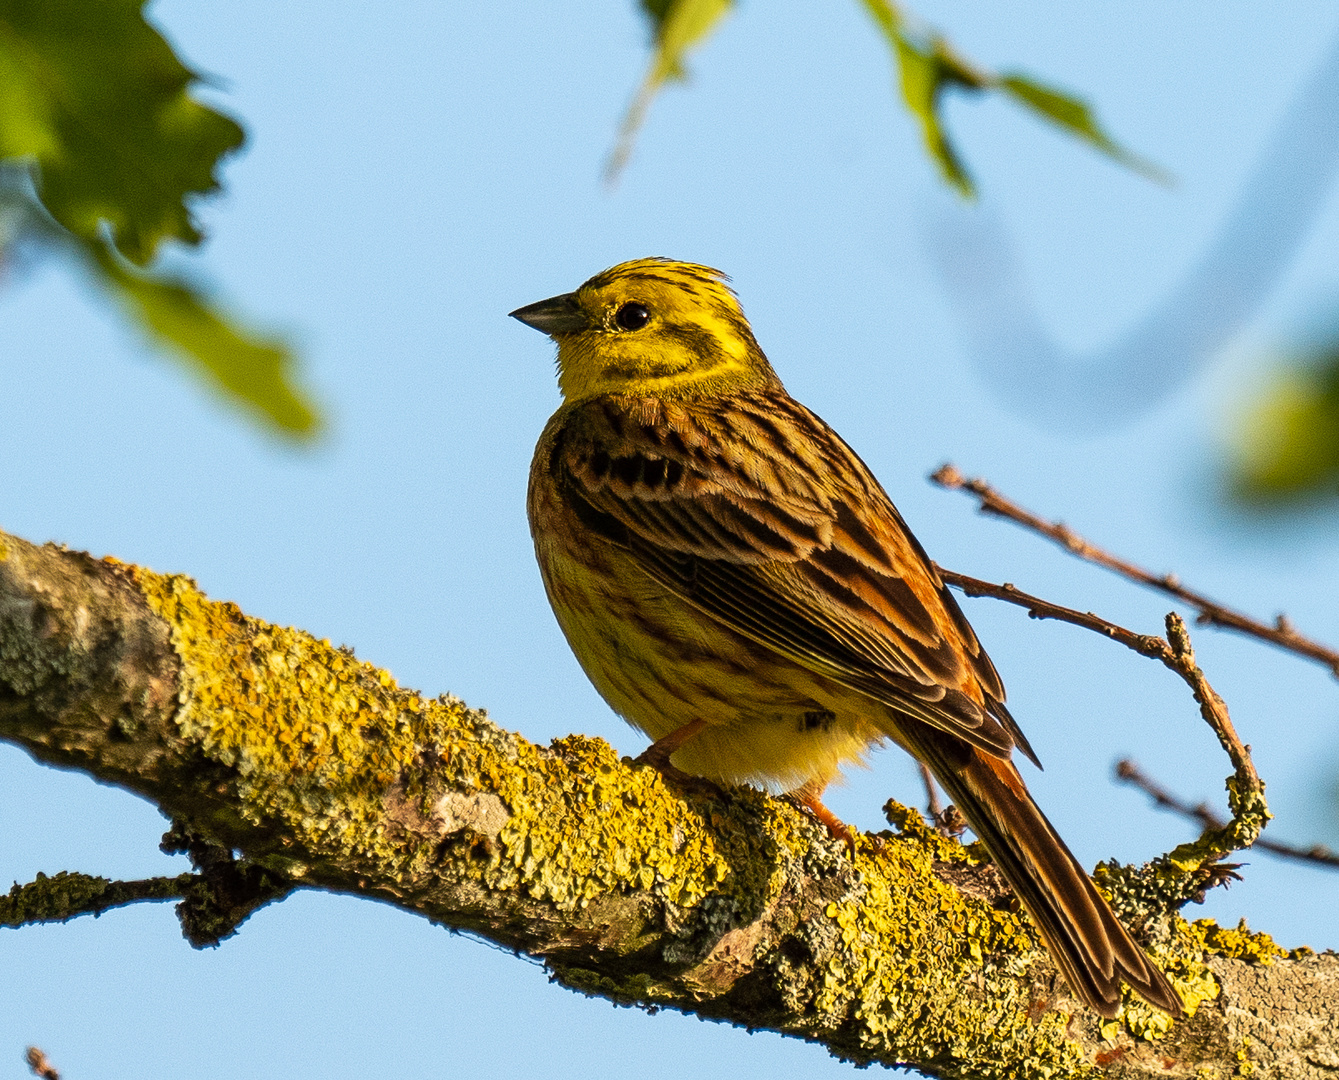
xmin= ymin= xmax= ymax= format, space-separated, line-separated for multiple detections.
xmin=916 ymin=762 xmax=967 ymax=838
xmin=931 ymin=463 xmax=1339 ymax=680
xmin=934 ymin=567 xmax=1269 ymax=869
xmin=25 ymin=1047 xmax=59 ymax=1080
xmin=918 ymin=761 xmax=944 ymax=819
xmin=1117 ymin=759 xmax=1339 ymax=871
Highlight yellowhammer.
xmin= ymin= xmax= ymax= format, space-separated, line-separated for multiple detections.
xmin=512 ymin=257 xmax=1182 ymax=1019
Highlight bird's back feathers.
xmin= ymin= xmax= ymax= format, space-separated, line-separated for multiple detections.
xmin=549 ymin=390 xmax=1032 ymax=764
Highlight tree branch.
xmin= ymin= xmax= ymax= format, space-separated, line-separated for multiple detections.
xmin=1115 ymin=759 xmax=1339 ymax=872
xmin=1 ymin=871 xmax=194 ymax=928
xmin=932 ymin=569 xmax=1268 ymax=876
xmin=2 ymin=528 xmax=1336 ymax=1078
xmin=930 ymin=463 xmax=1339 ymax=679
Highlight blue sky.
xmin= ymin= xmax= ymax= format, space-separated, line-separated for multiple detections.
xmin=3 ymin=2 xmax=1339 ymax=1077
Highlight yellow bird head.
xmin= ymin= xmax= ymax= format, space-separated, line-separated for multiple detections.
xmin=510 ymin=258 xmax=780 ymax=403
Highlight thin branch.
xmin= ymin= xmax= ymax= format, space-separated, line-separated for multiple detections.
xmin=0 ymin=846 xmax=289 ymax=944
xmin=916 ymin=762 xmax=968 ymax=838
xmin=934 ymin=567 xmax=1269 ymax=869
xmin=930 ymin=463 xmax=1339 ymax=679
xmin=918 ymin=761 xmax=944 ymax=820
xmin=1116 ymin=759 xmax=1339 ymax=871
xmin=1 ymin=871 xmax=194 ymax=930
xmin=25 ymin=1048 xmax=59 ymax=1080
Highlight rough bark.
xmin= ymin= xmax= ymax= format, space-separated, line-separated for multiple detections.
xmin=0 ymin=528 xmax=1334 ymax=1078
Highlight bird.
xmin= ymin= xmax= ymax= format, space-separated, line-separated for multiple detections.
xmin=512 ymin=257 xmax=1183 ymax=1019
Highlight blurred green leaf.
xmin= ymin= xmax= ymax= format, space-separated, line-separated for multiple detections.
xmin=612 ymin=0 xmax=1160 ymax=197
xmin=0 ymin=0 xmax=244 ymax=265
xmin=83 ymin=237 xmax=320 ymax=437
xmin=0 ymin=6 xmax=320 ymax=440
xmin=639 ymin=0 xmax=676 ymax=24
xmin=858 ymin=0 xmax=1161 ymax=198
xmin=1000 ymin=74 xmax=1169 ymax=185
xmin=607 ymin=0 xmax=734 ymax=181
xmin=860 ymin=0 xmax=987 ymax=197
xmin=1231 ymin=350 xmax=1339 ymax=505
xmin=0 ymin=29 xmax=59 ymax=161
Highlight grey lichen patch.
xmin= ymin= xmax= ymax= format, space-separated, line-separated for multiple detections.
xmin=433 ymin=791 xmax=511 ymax=838
xmin=0 ymin=540 xmax=181 ymax=788
xmin=0 ymin=558 xmax=70 ymax=697
xmin=1209 ymin=951 xmax=1339 ymax=1078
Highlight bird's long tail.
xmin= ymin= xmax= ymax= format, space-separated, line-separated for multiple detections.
xmin=906 ymin=727 xmax=1183 ymax=1018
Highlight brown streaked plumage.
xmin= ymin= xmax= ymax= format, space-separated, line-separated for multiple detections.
xmin=513 ymin=257 xmax=1183 ymax=1019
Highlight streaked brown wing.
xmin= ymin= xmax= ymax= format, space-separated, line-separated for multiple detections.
xmin=551 ymin=392 xmax=1038 ymax=766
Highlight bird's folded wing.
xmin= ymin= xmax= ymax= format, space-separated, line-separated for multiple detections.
xmin=553 ymin=396 xmax=1038 ymax=765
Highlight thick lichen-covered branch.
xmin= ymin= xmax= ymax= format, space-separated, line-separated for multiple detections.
xmin=1 ymin=529 xmax=1336 ymax=1079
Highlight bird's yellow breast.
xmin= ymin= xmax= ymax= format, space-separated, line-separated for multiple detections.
xmin=527 ymin=409 xmax=883 ymax=793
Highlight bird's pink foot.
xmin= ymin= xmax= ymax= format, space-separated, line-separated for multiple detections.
xmin=786 ymin=789 xmax=860 ymax=856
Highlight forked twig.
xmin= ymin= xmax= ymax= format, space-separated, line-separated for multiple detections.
xmin=1116 ymin=759 xmax=1339 ymax=871
xmin=931 ymin=463 xmax=1339 ymax=680
xmin=916 ymin=763 xmax=968 ymax=837
xmin=933 ymin=567 xmax=1269 ymax=870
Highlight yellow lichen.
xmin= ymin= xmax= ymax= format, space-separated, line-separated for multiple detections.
xmin=129 ymin=565 xmax=735 ymax=910
xmin=1121 ymin=995 xmax=1179 ymax=1042
xmin=1100 ymin=916 xmax=1283 ymax=1046
xmin=802 ymin=807 xmax=1094 ymax=1077
xmin=1188 ymin=919 xmax=1285 ymax=966
xmin=1234 ymin=1036 xmax=1254 ymax=1076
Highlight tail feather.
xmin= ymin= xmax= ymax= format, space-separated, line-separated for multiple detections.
xmin=906 ymin=728 xmax=1183 ymax=1019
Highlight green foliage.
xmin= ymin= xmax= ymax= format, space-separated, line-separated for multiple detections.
xmin=0 ymin=0 xmax=242 ymax=264
xmin=859 ymin=0 xmax=1160 ymax=197
xmin=1231 ymin=348 xmax=1339 ymax=505
xmin=0 ymin=0 xmax=320 ymax=438
xmin=999 ymin=75 xmax=1168 ymax=185
xmin=608 ymin=0 xmax=735 ymax=180
xmin=610 ymin=0 xmax=1159 ymax=197
xmin=89 ymin=244 xmax=318 ymax=437
xmin=863 ymin=0 xmax=987 ymax=197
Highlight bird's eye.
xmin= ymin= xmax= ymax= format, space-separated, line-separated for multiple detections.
xmin=614 ymin=302 xmax=651 ymax=331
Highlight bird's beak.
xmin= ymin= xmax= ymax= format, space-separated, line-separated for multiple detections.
xmin=509 ymin=292 xmax=588 ymax=336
